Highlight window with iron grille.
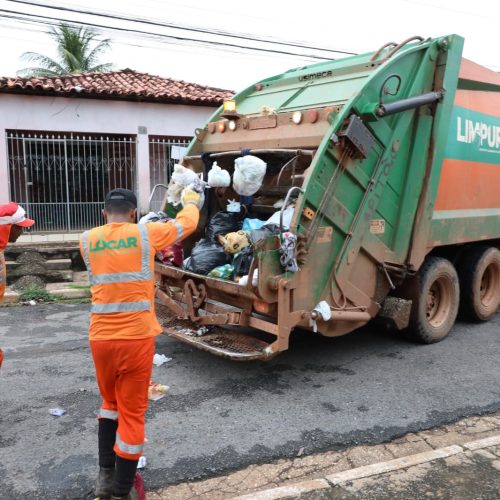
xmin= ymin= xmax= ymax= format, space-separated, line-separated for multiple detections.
xmin=6 ymin=131 xmax=137 ymax=232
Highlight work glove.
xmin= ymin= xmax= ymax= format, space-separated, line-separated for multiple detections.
xmin=181 ymin=182 xmax=205 ymax=209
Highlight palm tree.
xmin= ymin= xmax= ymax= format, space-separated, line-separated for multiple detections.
xmin=18 ymin=24 xmax=113 ymax=77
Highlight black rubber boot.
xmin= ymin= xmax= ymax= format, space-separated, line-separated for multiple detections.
xmin=112 ymin=456 xmax=139 ymax=498
xmin=110 ymin=490 xmax=139 ymax=500
xmin=95 ymin=467 xmax=114 ymax=499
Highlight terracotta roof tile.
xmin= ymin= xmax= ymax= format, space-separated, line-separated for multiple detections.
xmin=0 ymin=69 xmax=233 ymax=105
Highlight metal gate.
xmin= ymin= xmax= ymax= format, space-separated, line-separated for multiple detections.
xmin=149 ymin=136 xmax=190 ymax=212
xmin=6 ymin=131 xmax=137 ymax=232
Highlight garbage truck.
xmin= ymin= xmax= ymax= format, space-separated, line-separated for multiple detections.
xmin=154 ymin=34 xmax=500 ymax=360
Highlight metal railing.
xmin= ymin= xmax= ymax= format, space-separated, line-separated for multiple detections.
xmin=6 ymin=131 xmax=137 ymax=232
xmin=149 ymin=136 xmax=190 ymax=212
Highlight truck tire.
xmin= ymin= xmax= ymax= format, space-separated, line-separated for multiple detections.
xmin=458 ymin=246 xmax=500 ymax=322
xmin=405 ymin=257 xmax=459 ymax=344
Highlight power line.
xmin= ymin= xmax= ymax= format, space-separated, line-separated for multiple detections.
xmin=5 ymin=0 xmax=358 ymax=57
xmin=0 ymin=7 xmax=342 ymax=60
xmin=0 ymin=15 xmax=322 ymax=65
xmin=0 ymin=11 xmax=325 ymax=65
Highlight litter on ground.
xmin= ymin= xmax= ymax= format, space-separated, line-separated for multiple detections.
xmin=148 ymin=382 xmax=169 ymax=401
xmin=49 ymin=408 xmax=66 ymax=417
xmin=152 ymin=353 xmax=172 ymax=367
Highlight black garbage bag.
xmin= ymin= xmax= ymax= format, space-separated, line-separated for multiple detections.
xmin=232 ymin=246 xmax=254 ymax=278
xmin=183 ymin=239 xmax=231 ymax=275
xmin=206 ymin=211 xmax=243 ymax=242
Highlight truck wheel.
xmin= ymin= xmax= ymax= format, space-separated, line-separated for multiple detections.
xmin=458 ymin=246 xmax=500 ymax=322
xmin=406 ymin=257 xmax=459 ymax=344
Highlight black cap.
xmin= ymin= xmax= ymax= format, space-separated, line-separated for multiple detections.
xmin=104 ymin=188 xmax=137 ymax=210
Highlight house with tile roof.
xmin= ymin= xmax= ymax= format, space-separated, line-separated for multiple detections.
xmin=0 ymin=69 xmax=233 ymax=234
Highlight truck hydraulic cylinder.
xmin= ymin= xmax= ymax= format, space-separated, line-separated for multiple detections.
xmin=377 ymin=90 xmax=444 ymax=117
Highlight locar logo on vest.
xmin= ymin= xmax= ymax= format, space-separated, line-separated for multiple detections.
xmin=90 ymin=237 xmax=138 ymax=252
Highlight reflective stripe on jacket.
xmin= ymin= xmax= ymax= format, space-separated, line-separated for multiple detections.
xmin=80 ymin=204 xmax=199 ymax=340
xmin=81 ymin=223 xmax=152 ymax=315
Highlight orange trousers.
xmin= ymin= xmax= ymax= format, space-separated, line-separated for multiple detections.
xmin=90 ymin=337 xmax=155 ymax=460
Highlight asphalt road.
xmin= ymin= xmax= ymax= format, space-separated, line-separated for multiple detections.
xmin=0 ymin=303 xmax=499 ymax=499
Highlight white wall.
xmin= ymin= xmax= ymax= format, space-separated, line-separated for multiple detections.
xmin=0 ymin=93 xmax=215 ymax=213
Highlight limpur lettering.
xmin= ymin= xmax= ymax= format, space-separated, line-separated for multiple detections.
xmin=90 ymin=237 xmax=138 ymax=252
xmin=457 ymin=117 xmax=500 ymax=149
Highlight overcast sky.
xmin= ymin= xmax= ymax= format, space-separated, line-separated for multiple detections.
xmin=0 ymin=0 xmax=498 ymax=91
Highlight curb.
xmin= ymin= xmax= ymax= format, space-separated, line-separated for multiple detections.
xmin=231 ymin=434 xmax=500 ymax=500
xmin=2 ymin=288 xmax=90 ymax=304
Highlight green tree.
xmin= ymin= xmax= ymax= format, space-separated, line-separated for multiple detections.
xmin=18 ymin=23 xmax=113 ymax=77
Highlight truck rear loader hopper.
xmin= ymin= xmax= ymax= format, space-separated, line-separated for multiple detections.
xmin=155 ymin=34 xmax=500 ymax=360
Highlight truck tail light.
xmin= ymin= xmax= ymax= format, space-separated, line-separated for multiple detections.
xmin=292 ymin=111 xmax=303 ymax=124
xmin=223 ymin=100 xmax=237 ymax=112
xmin=307 ymin=109 xmax=319 ymax=123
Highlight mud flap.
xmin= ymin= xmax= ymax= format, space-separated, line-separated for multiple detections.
xmin=375 ymin=296 xmax=412 ymax=330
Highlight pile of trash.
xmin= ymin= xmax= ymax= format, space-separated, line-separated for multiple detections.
xmin=183 ymin=208 xmax=291 ymax=285
xmin=142 ymin=155 xmax=301 ymax=286
xmin=139 ymin=211 xmax=183 ymax=266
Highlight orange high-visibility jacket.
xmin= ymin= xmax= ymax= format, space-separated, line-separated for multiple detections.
xmin=0 ymin=251 xmax=5 ymax=302
xmin=0 ymin=225 xmax=10 ymax=368
xmin=0 ymin=250 xmax=4 ymax=367
xmin=80 ymin=205 xmax=198 ymax=341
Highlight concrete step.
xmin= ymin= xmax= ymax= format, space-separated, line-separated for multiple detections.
xmin=6 ymin=259 xmax=72 ymax=271
xmin=4 ymin=244 xmax=85 ymax=271
xmin=46 ymin=284 xmax=91 ymax=299
xmin=8 ymin=266 xmax=73 ymax=283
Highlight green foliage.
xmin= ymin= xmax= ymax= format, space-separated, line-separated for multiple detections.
xmin=18 ymin=285 xmax=54 ymax=303
xmin=17 ymin=23 xmax=113 ymax=77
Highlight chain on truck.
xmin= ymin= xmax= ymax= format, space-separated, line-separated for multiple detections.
xmin=149 ymin=34 xmax=500 ymax=361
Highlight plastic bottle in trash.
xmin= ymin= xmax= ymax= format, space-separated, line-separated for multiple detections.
xmin=207 ymin=264 xmax=234 ymax=279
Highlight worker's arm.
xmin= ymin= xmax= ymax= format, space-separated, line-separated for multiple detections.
xmin=148 ymin=204 xmax=199 ymax=251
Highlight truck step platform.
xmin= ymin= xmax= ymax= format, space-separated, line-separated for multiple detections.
xmin=156 ymin=304 xmax=272 ymax=361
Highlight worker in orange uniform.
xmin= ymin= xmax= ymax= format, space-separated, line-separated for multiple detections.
xmin=81 ymin=187 xmax=201 ymax=500
xmin=0 ymin=202 xmax=35 ymax=368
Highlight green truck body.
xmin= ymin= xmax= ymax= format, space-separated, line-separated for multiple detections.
xmin=156 ymin=35 xmax=500 ymax=360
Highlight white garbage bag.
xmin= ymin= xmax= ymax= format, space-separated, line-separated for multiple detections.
xmin=171 ymin=164 xmax=199 ymax=187
xmin=265 ymin=206 xmax=294 ymax=229
xmin=226 ymin=199 xmax=241 ymax=213
xmin=233 ymin=155 xmax=267 ymax=196
xmin=238 ymin=269 xmax=259 ymax=287
xmin=207 ymin=162 xmax=231 ymax=187
xmin=167 ymin=164 xmax=200 ymax=205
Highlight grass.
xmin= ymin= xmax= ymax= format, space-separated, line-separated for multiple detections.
xmin=18 ymin=285 xmax=54 ymax=303
xmin=68 ymin=284 xmax=91 ymax=290
xmin=19 ymin=285 xmax=64 ymax=304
